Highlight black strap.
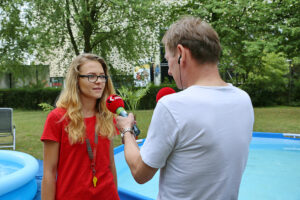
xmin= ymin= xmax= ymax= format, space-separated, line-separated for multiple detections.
xmin=86 ymin=131 xmax=98 ymax=160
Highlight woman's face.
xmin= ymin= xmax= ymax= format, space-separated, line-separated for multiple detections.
xmin=78 ymin=60 xmax=106 ymax=102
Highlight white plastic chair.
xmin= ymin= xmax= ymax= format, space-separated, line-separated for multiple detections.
xmin=0 ymin=108 xmax=16 ymax=150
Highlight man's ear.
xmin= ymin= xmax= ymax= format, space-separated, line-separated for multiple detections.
xmin=178 ymin=55 xmax=182 ymax=64
xmin=177 ymin=44 xmax=185 ymax=65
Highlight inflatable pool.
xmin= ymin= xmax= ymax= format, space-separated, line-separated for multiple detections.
xmin=114 ymin=140 xmax=159 ymax=200
xmin=114 ymin=133 xmax=300 ymax=200
xmin=0 ymin=150 xmax=39 ymax=200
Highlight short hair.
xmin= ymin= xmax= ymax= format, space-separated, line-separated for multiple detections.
xmin=162 ymin=16 xmax=221 ymax=64
xmin=56 ymin=53 xmax=116 ymax=144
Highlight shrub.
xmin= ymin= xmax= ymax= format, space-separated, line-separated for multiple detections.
xmin=240 ymin=52 xmax=289 ymax=106
xmin=137 ymin=84 xmax=179 ymax=110
xmin=0 ymin=88 xmax=61 ymax=109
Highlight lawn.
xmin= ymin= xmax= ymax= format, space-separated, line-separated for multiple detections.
xmin=1 ymin=107 xmax=300 ymax=160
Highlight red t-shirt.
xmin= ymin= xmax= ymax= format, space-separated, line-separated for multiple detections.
xmin=41 ymin=108 xmax=120 ymax=200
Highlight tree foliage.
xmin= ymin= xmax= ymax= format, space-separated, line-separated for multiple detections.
xmin=0 ymin=1 xmax=34 ymax=71
xmin=1 ymin=0 xmax=300 ymax=105
xmin=166 ymin=0 xmax=299 ymax=81
xmin=1 ymin=0 xmax=167 ymax=71
xmin=162 ymin=0 xmax=299 ymax=105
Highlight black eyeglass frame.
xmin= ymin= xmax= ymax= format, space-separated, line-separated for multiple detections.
xmin=79 ymin=74 xmax=108 ymax=83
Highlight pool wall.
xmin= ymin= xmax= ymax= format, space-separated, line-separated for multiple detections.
xmin=0 ymin=150 xmax=39 ymax=200
xmin=114 ymin=140 xmax=157 ymax=200
xmin=253 ymin=132 xmax=300 ymax=140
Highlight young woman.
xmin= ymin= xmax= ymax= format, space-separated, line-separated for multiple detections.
xmin=41 ymin=53 xmax=120 ymax=200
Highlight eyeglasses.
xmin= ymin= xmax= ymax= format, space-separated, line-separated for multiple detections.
xmin=79 ymin=74 xmax=108 ymax=83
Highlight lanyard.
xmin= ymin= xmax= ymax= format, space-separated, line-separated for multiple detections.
xmin=86 ymin=131 xmax=98 ymax=187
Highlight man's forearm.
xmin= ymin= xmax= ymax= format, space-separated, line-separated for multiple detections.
xmin=123 ymin=131 xmax=141 ymax=177
xmin=123 ymin=131 xmax=158 ymax=184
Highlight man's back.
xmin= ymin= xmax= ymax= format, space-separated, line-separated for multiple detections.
xmin=141 ymin=84 xmax=254 ymax=200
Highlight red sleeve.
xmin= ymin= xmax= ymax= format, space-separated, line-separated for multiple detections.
xmin=41 ymin=108 xmax=65 ymax=142
xmin=113 ymin=117 xmax=120 ymax=135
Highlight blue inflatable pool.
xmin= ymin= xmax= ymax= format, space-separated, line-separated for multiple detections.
xmin=114 ymin=140 xmax=159 ymax=200
xmin=114 ymin=133 xmax=300 ymax=200
xmin=0 ymin=150 xmax=39 ymax=200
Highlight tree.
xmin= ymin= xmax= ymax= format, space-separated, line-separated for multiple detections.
xmin=1 ymin=0 xmax=168 ymax=74
xmin=0 ymin=1 xmax=34 ymax=71
xmin=166 ymin=0 xmax=300 ymax=83
xmin=32 ymin=0 xmax=166 ymax=70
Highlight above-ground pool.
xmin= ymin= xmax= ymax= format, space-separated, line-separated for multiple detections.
xmin=0 ymin=150 xmax=39 ymax=200
xmin=239 ymin=132 xmax=300 ymax=200
xmin=114 ymin=140 xmax=159 ymax=200
xmin=114 ymin=132 xmax=300 ymax=200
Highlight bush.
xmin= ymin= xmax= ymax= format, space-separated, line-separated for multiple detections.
xmin=0 ymin=84 xmax=179 ymax=110
xmin=239 ymin=52 xmax=289 ymax=106
xmin=291 ymin=78 xmax=300 ymax=105
xmin=137 ymin=84 xmax=179 ymax=110
xmin=0 ymin=88 xmax=61 ymax=109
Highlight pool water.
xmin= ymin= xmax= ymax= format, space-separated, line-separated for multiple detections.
xmin=116 ymin=135 xmax=300 ymax=200
xmin=239 ymin=137 xmax=300 ymax=200
xmin=0 ymin=161 xmax=23 ymax=177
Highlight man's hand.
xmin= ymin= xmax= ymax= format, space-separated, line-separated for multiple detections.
xmin=116 ymin=112 xmax=135 ymax=131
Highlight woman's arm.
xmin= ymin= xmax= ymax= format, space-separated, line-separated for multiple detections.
xmin=109 ymin=140 xmax=118 ymax=188
xmin=41 ymin=140 xmax=59 ymax=200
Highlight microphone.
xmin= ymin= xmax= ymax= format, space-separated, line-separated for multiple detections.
xmin=106 ymin=94 xmax=140 ymax=136
xmin=156 ymin=87 xmax=176 ymax=102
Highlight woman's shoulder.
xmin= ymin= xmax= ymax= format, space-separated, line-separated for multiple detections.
xmin=48 ymin=107 xmax=67 ymax=119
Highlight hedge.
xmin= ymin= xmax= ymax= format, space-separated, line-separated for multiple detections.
xmin=0 ymin=88 xmax=61 ymax=110
xmin=1 ymin=83 xmax=299 ymax=110
xmin=0 ymin=85 xmax=178 ymax=110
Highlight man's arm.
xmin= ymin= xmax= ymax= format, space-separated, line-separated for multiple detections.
xmin=116 ymin=113 xmax=158 ymax=184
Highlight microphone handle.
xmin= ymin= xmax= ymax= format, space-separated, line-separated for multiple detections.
xmin=119 ymin=110 xmax=141 ymax=137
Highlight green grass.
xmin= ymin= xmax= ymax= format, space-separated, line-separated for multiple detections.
xmin=1 ymin=107 xmax=299 ymax=160
xmin=253 ymin=107 xmax=300 ymax=133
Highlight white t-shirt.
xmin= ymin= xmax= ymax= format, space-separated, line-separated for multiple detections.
xmin=140 ymin=84 xmax=254 ymax=200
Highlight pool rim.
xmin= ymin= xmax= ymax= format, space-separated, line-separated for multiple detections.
xmin=0 ymin=150 xmax=39 ymax=196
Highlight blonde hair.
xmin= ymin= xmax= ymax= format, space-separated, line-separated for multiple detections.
xmin=162 ymin=16 xmax=221 ymax=64
xmin=56 ymin=53 xmax=116 ymax=144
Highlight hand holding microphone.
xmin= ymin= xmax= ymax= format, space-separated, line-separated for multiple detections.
xmin=106 ymin=94 xmax=140 ymax=137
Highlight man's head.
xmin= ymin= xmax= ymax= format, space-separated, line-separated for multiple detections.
xmin=162 ymin=16 xmax=221 ymax=64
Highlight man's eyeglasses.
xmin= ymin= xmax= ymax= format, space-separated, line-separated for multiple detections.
xmin=79 ymin=74 xmax=108 ymax=83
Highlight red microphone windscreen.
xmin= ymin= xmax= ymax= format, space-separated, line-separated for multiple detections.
xmin=106 ymin=94 xmax=125 ymax=113
xmin=156 ymin=87 xmax=176 ymax=102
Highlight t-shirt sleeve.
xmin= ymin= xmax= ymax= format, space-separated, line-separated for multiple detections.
xmin=140 ymin=102 xmax=179 ymax=169
xmin=41 ymin=109 xmax=63 ymax=142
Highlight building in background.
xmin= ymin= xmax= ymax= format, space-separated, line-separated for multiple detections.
xmin=0 ymin=65 xmax=49 ymax=89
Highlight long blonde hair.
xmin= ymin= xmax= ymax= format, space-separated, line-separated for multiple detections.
xmin=56 ymin=53 xmax=116 ymax=144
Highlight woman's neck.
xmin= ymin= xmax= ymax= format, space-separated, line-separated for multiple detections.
xmin=80 ymin=96 xmax=97 ymax=118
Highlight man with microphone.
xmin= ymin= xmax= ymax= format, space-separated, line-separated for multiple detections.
xmin=116 ymin=16 xmax=254 ymax=200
